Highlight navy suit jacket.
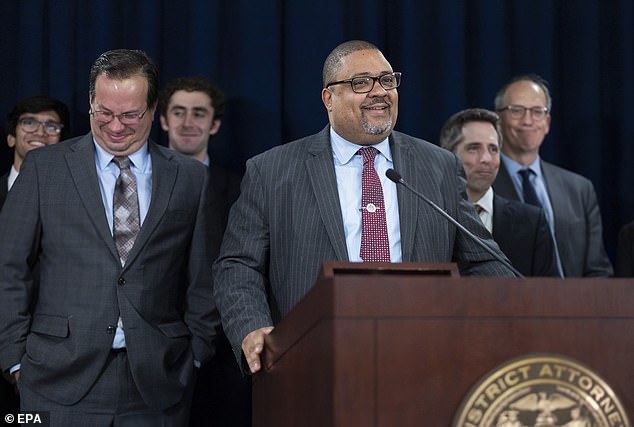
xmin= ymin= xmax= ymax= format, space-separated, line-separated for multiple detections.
xmin=492 ymin=193 xmax=558 ymax=277
xmin=213 ymin=126 xmax=517 ymax=359
xmin=0 ymin=133 xmax=221 ymax=410
xmin=493 ymin=159 xmax=612 ymax=277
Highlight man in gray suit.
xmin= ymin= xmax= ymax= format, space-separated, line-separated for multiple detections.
xmin=213 ymin=40 xmax=517 ymax=376
xmin=492 ymin=74 xmax=612 ymax=277
xmin=0 ymin=49 xmax=220 ymax=426
xmin=440 ymin=108 xmax=559 ymax=277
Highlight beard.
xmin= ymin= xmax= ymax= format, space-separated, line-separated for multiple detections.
xmin=361 ymin=113 xmax=392 ymax=135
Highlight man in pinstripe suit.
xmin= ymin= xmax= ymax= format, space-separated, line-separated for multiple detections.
xmin=213 ymin=40 xmax=516 ymax=375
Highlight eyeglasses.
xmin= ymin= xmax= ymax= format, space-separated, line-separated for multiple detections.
xmin=498 ymin=105 xmax=549 ymax=121
xmin=90 ymin=105 xmax=149 ymax=125
xmin=326 ymin=72 xmax=402 ymax=93
xmin=18 ymin=118 xmax=64 ymax=136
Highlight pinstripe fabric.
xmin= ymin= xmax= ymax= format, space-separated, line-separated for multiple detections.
xmin=213 ymin=126 xmax=516 ymax=359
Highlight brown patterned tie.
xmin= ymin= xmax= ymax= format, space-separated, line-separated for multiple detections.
xmin=112 ymin=156 xmax=140 ymax=266
xmin=358 ymin=147 xmax=390 ymax=262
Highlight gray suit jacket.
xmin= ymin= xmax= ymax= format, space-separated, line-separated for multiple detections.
xmin=493 ymin=160 xmax=613 ymax=277
xmin=0 ymin=133 xmax=221 ymax=410
xmin=213 ymin=126 xmax=516 ymax=357
xmin=492 ymin=194 xmax=559 ymax=276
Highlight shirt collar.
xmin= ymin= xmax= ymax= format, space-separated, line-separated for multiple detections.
xmin=93 ymin=139 xmax=150 ymax=172
xmin=7 ymin=165 xmax=19 ymax=191
xmin=500 ymin=152 xmax=543 ymax=179
xmin=330 ymin=127 xmax=392 ymax=165
xmin=473 ymin=186 xmax=494 ymax=213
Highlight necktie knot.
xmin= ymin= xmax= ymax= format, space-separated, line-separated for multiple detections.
xmin=475 ymin=204 xmax=484 ymax=214
xmin=518 ymin=168 xmax=542 ymax=207
xmin=518 ymin=168 xmax=534 ymax=180
xmin=358 ymin=147 xmax=378 ymax=164
xmin=113 ymin=156 xmax=131 ymax=170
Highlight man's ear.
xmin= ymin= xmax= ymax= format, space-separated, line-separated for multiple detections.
xmin=209 ymin=119 xmax=222 ymax=137
xmin=7 ymin=134 xmax=16 ymax=148
xmin=322 ymin=88 xmax=334 ymax=112
xmin=159 ymin=115 xmax=169 ymax=132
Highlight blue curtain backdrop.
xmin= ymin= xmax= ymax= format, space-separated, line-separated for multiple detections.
xmin=1 ymin=0 xmax=632 ymax=261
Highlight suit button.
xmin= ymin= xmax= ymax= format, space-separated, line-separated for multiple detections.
xmin=106 ymin=325 xmax=116 ymax=334
xmin=118 ymin=277 xmax=126 ymax=286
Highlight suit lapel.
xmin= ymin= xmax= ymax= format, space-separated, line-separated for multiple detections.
xmin=305 ymin=127 xmax=348 ymax=261
xmin=390 ymin=132 xmax=417 ymax=261
xmin=494 ymin=162 xmax=521 ymax=201
xmin=66 ymin=134 xmax=119 ymax=261
xmin=540 ymin=160 xmax=564 ymax=232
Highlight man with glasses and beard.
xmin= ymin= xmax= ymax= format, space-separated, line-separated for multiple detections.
xmin=213 ymin=40 xmax=516 ymax=378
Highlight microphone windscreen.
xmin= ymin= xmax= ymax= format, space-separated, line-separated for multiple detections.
xmin=385 ymin=168 xmax=402 ymax=183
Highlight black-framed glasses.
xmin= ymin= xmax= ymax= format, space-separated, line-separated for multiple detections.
xmin=326 ymin=72 xmax=402 ymax=93
xmin=18 ymin=118 xmax=64 ymax=136
xmin=89 ymin=105 xmax=149 ymax=125
xmin=497 ymin=105 xmax=549 ymax=121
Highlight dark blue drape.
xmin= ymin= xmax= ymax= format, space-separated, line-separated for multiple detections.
xmin=1 ymin=0 xmax=632 ymax=261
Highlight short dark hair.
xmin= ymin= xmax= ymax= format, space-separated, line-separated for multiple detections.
xmin=158 ymin=76 xmax=225 ymax=120
xmin=439 ymin=108 xmax=503 ymax=152
xmin=89 ymin=49 xmax=159 ymax=109
xmin=494 ymin=74 xmax=552 ymax=112
xmin=6 ymin=95 xmax=71 ymax=140
xmin=323 ymin=40 xmax=381 ymax=88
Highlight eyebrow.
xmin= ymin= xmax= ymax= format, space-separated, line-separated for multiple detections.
xmin=348 ymin=71 xmax=393 ymax=78
xmin=170 ymin=105 xmax=211 ymax=113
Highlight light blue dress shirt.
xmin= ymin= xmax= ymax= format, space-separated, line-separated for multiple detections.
xmin=330 ymin=128 xmax=402 ymax=262
xmin=94 ymin=140 xmax=152 ymax=348
xmin=500 ymin=152 xmax=564 ymax=276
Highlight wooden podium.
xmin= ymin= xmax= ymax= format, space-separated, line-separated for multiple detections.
xmin=252 ymin=262 xmax=634 ymax=426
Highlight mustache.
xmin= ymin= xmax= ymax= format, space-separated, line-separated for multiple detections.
xmin=361 ymin=97 xmax=391 ymax=108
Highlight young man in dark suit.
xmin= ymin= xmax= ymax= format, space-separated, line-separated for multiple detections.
xmin=0 ymin=95 xmax=71 ymax=418
xmin=213 ymin=40 xmax=517 ymax=378
xmin=440 ymin=107 xmax=559 ymax=277
xmin=159 ymin=76 xmax=247 ymax=427
xmin=0 ymin=49 xmax=221 ymax=426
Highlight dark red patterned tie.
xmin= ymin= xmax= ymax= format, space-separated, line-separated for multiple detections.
xmin=112 ymin=156 xmax=140 ymax=266
xmin=358 ymin=147 xmax=390 ymax=262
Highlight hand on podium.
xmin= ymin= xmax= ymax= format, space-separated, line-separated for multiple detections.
xmin=242 ymin=326 xmax=274 ymax=373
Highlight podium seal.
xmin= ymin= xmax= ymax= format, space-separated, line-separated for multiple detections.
xmin=452 ymin=354 xmax=630 ymax=427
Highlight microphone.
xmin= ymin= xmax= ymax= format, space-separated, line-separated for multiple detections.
xmin=385 ymin=168 xmax=523 ymax=278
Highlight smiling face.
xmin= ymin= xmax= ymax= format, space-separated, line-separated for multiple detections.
xmin=322 ymin=49 xmax=398 ymax=146
xmin=7 ymin=110 xmax=62 ymax=170
xmin=89 ymin=74 xmax=156 ymax=156
xmin=498 ymin=80 xmax=551 ymax=165
xmin=160 ymin=90 xmax=221 ymax=163
xmin=453 ymin=121 xmax=501 ymax=201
